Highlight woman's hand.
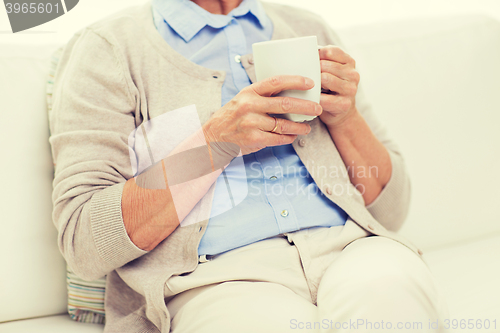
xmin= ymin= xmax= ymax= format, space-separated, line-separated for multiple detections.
xmin=318 ymin=45 xmax=361 ymax=129
xmin=203 ymin=75 xmax=323 ymax=157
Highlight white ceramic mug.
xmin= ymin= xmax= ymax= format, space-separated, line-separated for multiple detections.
xmin=252 ymin=36 xmax=321 ymax=122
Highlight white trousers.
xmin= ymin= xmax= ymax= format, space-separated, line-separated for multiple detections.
xmin=164 ymin=219 xmax=449 ymax=333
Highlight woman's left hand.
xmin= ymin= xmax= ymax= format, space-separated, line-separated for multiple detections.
xmin=318 ymin=45 xmax=360 ymax=129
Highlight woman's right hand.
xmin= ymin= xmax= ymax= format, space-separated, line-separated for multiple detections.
xmin=203 ymin=75 xmax=323 ymax=157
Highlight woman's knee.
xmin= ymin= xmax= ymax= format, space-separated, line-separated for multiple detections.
xmin=316 ymin=236 xmax=437 ymax=305
xmin=316 ymin=236 xmax=447 ymax=322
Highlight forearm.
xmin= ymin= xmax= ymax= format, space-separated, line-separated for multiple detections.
xmin=327 ymin=108 xmax=392 ymax=205
xmin=122 ymin=126 xmax=235 ymax=251
xmin=122 ymin=75 xmax=315 ymax=252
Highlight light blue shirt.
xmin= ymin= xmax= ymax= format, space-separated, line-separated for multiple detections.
xmin=152 ymin=0 xmax=348 ymax=256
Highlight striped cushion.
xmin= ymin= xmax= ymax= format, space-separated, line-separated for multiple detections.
xmin=48 ymin=46 xmax=107 ymax=324
xmin=67 ymin=268 xmax=106 ymax=324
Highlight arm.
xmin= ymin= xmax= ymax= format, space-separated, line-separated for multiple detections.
xmin=318 ymin=46 xmax=391 ymax=205
xmin=51 ymin=30 xmax=235 ymax=278
xmin=122 ymin=127 xmax=236 ymax=251
xmin=326 ymin=109 xmax=392 ymax=205
xmin=51 ymin=30 xmax=235 ymax=279
xmin=51 ymin=29 xmax=319 ymax=280
xmin=50 ymin=29 xmax=146 ymax=281
xmin=318 ymin=44 xmax=411 ymax=231
xmin=126 ymin=75 xmax=321 ymax=250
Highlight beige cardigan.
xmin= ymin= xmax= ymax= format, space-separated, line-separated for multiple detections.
xmin=49 ymin=1 xmax=419 ymax=332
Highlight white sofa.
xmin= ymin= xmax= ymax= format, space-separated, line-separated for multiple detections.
xmin=1 ymin=13 xmax=499 ymax=333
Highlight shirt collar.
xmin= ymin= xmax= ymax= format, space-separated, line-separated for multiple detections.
xmin=152 ymin=0 xmax=270 ymax=42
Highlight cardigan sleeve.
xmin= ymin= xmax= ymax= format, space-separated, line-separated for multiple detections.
xmin=49 ymin=28 xmax=148 ymax=281
xmin=317 ymin=19 xmax=412 ymax=231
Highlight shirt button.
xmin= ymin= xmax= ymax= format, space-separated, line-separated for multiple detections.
xmin=280 ymin=210 xmax=289 ymax=217
xmin=269 ymin=176 xmax=278 ymax=181
xmin=367 ymin=224 xmax=375 ymax=231
xmin=418 ymin=249 xmax=424 ymax=256
xmin=298 ymin=139 xmax=306 ymax=147
xmin=234 ymin=55 xmax=241 ymax=63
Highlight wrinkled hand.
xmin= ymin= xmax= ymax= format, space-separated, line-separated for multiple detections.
xmin=318 ymin=45 xmax=360 ymax=129
xmin=203 ymin=75 xmax=322 ymax=157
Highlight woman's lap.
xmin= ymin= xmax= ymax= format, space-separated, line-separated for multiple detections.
xmin=166 ymin=232 xmax=449 ymax=333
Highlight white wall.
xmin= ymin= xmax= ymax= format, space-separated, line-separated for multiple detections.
xmin=1 ymin=0 xmax=499 ymax=45
xmin=270 ymin=0 xmax=500 ymax=28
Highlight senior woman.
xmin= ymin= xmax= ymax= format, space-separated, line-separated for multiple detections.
xmin=49 ymin=0 xmax=449 ymax=332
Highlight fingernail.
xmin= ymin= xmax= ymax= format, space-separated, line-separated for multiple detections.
xmin=305 ymin=78 xmax=315 ymax=88
xmin=315 ymin=104 xmax=323 ymax=115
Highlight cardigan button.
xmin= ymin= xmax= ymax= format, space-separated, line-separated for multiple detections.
xmin=298 ymin=139 xmax=306 ymax=147
xmin=325 ymin=185 xmax=332 ymax=195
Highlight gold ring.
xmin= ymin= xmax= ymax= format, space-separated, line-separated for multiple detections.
xmin=270 ymin=116 xmax=279 ymax=133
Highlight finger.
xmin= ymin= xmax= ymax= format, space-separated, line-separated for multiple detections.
xmin=320 ymin=59 xmax=344 ymax=74
xmin=319 ymin=46 xmax=355 ymax=66
xmin=321 ymin=60 xmax=360 ymax=83
xmin=258 ymin=116 xmax=311 ymax=135
xmin=262 ymin=132 xmax=298 ymax=147
xmin=320 ymin=94 xmax=352 ymax=114
xmin=252 ymin=75 xmax=315 ymax=97
xmin=321 ymin=73 xmax=355 ymax=96
xmin=256 ymin=95 xmax=322 ymax=117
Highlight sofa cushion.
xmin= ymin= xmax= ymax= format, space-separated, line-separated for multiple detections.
xmin=0 ymin=42 xmax=67 ymax=323
xmin=0 ymin=315 xmax=103 ymax=333
xmin=66 ymin=268 xmax=106 ymax=324
xmin=423 ymin=235 xmax=500 ymax=321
